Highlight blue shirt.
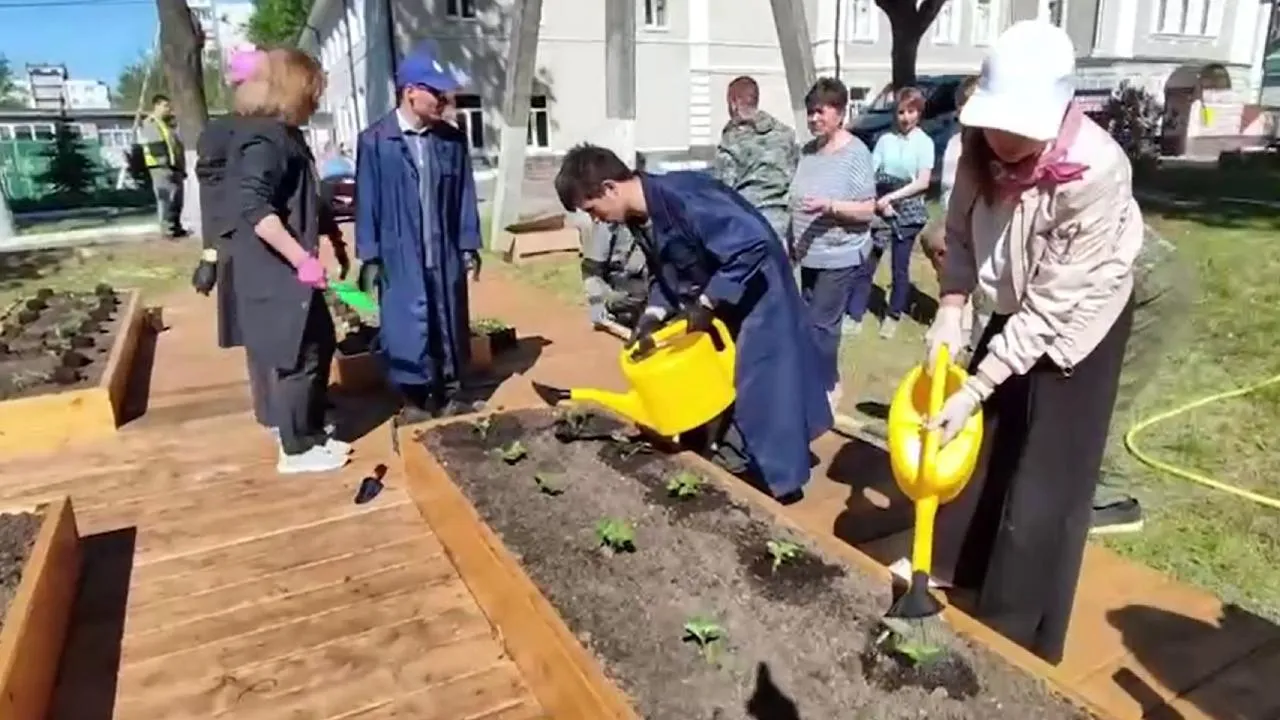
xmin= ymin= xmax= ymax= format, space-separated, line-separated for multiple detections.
xmin=399 ymin=111 xmax=436 ymax=269
xmin=872 ymin=127 xmax=934 ymax=181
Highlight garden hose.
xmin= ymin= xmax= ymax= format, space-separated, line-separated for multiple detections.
xmin=1124 ymin=373 xmax=1280 ymax=510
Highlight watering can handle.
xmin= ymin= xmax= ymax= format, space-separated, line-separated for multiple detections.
xmin=919 ymin=345 xmax=950 ymax=489
xmin=628 ymin=307 xmax=726 ymax=361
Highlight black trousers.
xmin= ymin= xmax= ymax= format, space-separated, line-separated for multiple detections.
xmin=272 ymin=297 xmax=336 ymax=455
xmin=245 ymin=351 xmax=274 ymax=428
xmin=933 ymin=298 xmax=1133 ymax=664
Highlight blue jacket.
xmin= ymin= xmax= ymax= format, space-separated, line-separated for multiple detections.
xmin=641 ymin=171 xmax=832 ymax=495
xmin=354 ymin=113 xmax=482 ymax=386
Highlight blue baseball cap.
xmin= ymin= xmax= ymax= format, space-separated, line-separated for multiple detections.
xmin=395 ymin=44 xmax=466 ymax=93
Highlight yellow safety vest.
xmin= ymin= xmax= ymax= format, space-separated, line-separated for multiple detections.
xmin=142 ymin=115 xmax=177 ymax=168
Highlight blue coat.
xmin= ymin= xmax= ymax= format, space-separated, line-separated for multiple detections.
xmin=354 ymin=113 xmax=482 ymax=387
xmin=640 ymin=171 xmax=833 ymax=496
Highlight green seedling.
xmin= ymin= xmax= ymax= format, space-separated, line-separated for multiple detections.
xmin=472 ymin=317 xmax=511 ymax=333
xmin=471 ymin=416 xmax=492 ymax=439
xmin=499 ymin=440 xmax=527 ymax=464
xmin=683 ymin=616 xmax=725 ymax=663
xmin=666 ymin=470 xmax=703 ymax=499
xmin=595 ymin=518 xmax=636 ymax=552
xmin=766 ymin=539 xmax=803 ymax=572
xmin=534 ymin=472 xmax=565 ymax=496
xmin=876 ymin=628 xmax=945 ymax=666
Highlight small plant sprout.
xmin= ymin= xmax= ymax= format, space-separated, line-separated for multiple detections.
xmin=666 ymin=470 xmax=703 ymax=499
xmin=683 ymin=616 xmax=725 ymax=663
xmin=534 ymin=472 xmax=565 ymax=496
xmin=876 ymin=629 xmax=945 ymax=666
xmin=473 ymin=317 xmax=511 ymax=333
xmin=766 ymin=539 xmax=803 ymax=572
xmin=595 ymin=518 xmax=636 ymax=552
xmin=471 ymin=416 xmax=492 ymax=439
xmin=499 ymin=440 xmax=528 ymax=464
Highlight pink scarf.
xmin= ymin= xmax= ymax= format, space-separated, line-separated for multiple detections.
xmin=992 ymin=102 xmax=1090 ymax=197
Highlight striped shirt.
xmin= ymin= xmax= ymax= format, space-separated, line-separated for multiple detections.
xmin=788 ymin=134 xmax=876 ymax=269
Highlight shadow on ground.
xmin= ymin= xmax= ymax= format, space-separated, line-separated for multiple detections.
xmin=460 ymin=334 xmax=550 ymax=408
xmin=826 ymin=436 xmax=914 ymax=565
xmin=746 ymin=662 xmax=802 ymax=719
xmin=1107 ymin=603 xmax=1280 ymax=720
xmin=47 ymin=526 xmax=137 ymax=720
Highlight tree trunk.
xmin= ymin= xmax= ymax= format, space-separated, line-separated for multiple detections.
xmin=890 ymin=23 xmax=922 ymax=89
xmin=155 ymin=0 xmax=208 ymax=143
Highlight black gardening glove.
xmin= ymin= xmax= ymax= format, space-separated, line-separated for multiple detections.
xmin=464 ymin=250 xmax=482 ymax=280
xmin=686 ymin=300 xmax=715 ymax=334
xmin=628 ymin=311 xmax=663 ymax=346
xmin=191 ymin=250 xmax=217 ymax=295
xmin=357 ymin=259 xmax=382 ymax=293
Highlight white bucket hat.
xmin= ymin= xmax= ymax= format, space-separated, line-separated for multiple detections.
xmin=960 ymin=20 xmax=1077 ymax=142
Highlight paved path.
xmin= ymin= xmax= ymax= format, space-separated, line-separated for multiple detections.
xmin=471 ymin=262 xmax=1280 ymax=720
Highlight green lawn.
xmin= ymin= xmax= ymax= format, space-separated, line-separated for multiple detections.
xmin=494 ymin=198 xmax=1280 ymax=621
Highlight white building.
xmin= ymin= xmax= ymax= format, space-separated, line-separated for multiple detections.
xmin=300 ymin=0 xmax=1276 ymax=164
xmin=63 ymin=79 xmax=111 ymax=110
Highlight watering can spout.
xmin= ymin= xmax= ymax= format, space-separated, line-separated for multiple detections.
xmin=569 ymin=388 xmax=651 ymax=429
xmin=529 ymin=382 xmax=652 ymax=429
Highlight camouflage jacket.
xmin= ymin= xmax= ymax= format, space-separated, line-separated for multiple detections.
xmin=711 ymin=110 xmax=798 ymax=218
xmin=582 ymin=221 xmax=649 ymax=304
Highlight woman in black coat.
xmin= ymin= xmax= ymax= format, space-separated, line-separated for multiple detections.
xmin=228 ymin=48 xmax=350 ymax=475
xmin=192 ymin=48 xmax=270 ymax=424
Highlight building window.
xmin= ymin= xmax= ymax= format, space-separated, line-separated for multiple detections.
xmin=33 ymin=124 xmax=54 ymax=141
xmin=932 ymin=0 xmax=961 ymax=44
xmin=1040 ymin=0 xmax=1066 ymax=27
xmin=0 ymin=126 xmax=11 ymax=141
xmin=846 ymin=0 xmax=877 ymax=41
xmin=527 ymin=95 xmax=549 ymax=149
xmin=1154 ymin=0 xmax=1219 ymax=36
xmin=445 ymin=0 xmax=476 ymax=19
xmin=643 ymin=0 xmax=667 ymax=29
xmin=846 ymin=87 xmax=870 ymax=118
xmin=972 ymin=0 xmax=999 ymax=45
xmin=454 ymin=94 xmax=484 ymax=152
xmin=12 ymin=126 xmax=32 ymax=141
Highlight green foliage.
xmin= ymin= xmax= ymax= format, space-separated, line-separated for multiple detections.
xmin=595 ymin=517 xmax=636 ymax=552
xmin=472 ymin=317 xmax=512 ymax=333
xmin=534 ymin=472 xmax=565 ymax=496
xmin=499 ymin=440 xmax=527 ymax=464
xmin=1100 ymin=81 xmax=1163 ymax=176
xmin=247 ymin=0 xmax=316 ymax=47
xmin=666 ymin=470 xmax=703 ymax=499
xmin=0 ymin=55 xmax=24 ymax=110
xmin=471 ymin=416 xmax=492 ymax=439
xmin=682 ymin=616 xmax=725 ymax=663
xmin=35 ymin=120 xmax=99 ymax=197
xmin=113 ymin=53 xmax=228 ymax=112
xmin=765 ymin=539 xmax=802 ymax=572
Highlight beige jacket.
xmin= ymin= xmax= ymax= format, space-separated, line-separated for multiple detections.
xmin=941 ymin=118 xmax=1143 ymax=388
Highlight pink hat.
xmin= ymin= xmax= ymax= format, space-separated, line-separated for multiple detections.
xmin=227 ymin=47 xmax=264 ymax=85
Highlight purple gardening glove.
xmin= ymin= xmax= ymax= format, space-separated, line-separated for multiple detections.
xmin=296 ymin=256 xmax=328 ymax=289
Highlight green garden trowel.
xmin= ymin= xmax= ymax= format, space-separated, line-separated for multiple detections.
xmin=327 ymin=279 xmax=378 ymax=318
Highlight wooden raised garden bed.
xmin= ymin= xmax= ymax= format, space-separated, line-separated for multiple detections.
xmin=0 ymin=497 xmax=82 ymax=720
xmin=0 ymin=285 xmax=143 ymax=455
xmin=404 ymin=409 xmax=1100 ymax=719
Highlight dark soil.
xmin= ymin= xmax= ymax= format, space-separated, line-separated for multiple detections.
xmin=420 ymin=409 xmax=1087 ymax=720
xmin=0 ymin=287 xmax=124 ymax=400
xmin=0 ymin=512 xmax=41 ymax=631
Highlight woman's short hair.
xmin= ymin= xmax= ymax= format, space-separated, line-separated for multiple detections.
xmin=955 ymin=76 xmax=979 ymax=108
xmin=234 ymin=49 xmax=325 ymax=127
xmin=804 ymin=77 xmax=848 ymax=113
xmin=896 ymin=86 xmax=926 ymax=113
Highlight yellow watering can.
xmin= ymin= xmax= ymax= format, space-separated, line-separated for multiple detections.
xmin=532 ymin=316 xmax=736 ymax=437
xmin=883 ymin=345 xmax=983 ymax=624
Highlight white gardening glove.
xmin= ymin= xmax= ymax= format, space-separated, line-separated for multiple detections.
xmin=924 ymin=303 xmax=967 ymax=370
xmin=926 ymin=376 xmax=992 ymax=447
xmin=588 ymin=301 xmax=609 ymax=327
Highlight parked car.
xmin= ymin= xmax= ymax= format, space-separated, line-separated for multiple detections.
xmin=322 ymin=174 xmax=355 ymax=221
xmin=848 ymin=74 xmax=971 ymax=177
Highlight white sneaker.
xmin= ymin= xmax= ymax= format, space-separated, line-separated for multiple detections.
xmin=888 ymin=557 xmax=950 ymax=589
xmin=879 ymin=317 xmax=899 ymax=339
xmin=324 ymin=437 xmax=353 ymax=456
xmin=841 ymin=318 xmax=862 ymax=337
xmin=269 ymin=423 xmax=337 ymax=438
xmin=277 ymin=445 xmax=348 ymax=474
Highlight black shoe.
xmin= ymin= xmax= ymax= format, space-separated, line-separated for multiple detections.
xmin=1090 ymin=497 xmax=1144 ymax=535
xmin=437 ymin=398 xmax=483 ymax=418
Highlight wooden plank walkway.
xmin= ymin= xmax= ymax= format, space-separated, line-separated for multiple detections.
xmin=0 ymin=292 xmax=547 ymax=719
